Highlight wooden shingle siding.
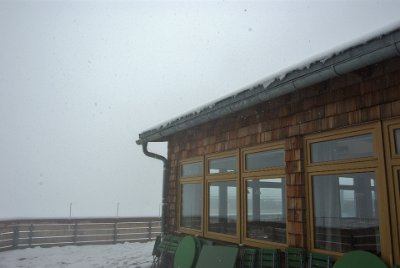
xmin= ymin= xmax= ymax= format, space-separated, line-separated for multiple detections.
xmin=166 ymin=56 xmax=400 ymax=246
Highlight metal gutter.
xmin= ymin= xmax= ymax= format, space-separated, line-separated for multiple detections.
xmin=137 ymin=27 xmax=400 ymax=145
xmin=141 ymin=142 xmax=168 ymax=237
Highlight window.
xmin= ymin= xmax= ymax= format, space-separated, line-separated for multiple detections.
xmin=246 ymin=178 xmax=286 ymax=244
xmin=242 ymin=143 xmax=286 ymax=247
xmin=312 ymin=172 xmax=379 ymax=253
xmin=306 ymin=123 xmax=391 ymax=260
xmin=205 ymin=151 xmax=239 ymax=242
xmin=310 ymin=134 xmax=373 ymax=163
xmin=245 ymin=149 xmax=284 ymax=171
xmin=181 ymin=183 xmax=202 ymax=230
xmin=208 ymin=181 xmax=237 ymax=235
xmin=182 ymin=162 xmax=203 ymax=177
xmin=178 ymin=159 xmax=203 ymax=234
xmin=209 ymin=156 xmax=237 ymax=174
xmin=395 ymin=129 xmax=400 ymax=154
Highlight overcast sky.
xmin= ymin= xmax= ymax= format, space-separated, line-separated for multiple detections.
xmin=1 ymin=0 xmax=400 ymax=219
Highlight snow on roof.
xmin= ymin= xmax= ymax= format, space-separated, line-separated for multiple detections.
xmin=137 ymin=23 xmax=400 ymax=145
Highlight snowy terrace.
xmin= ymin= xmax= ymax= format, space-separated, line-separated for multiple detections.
xmin=0 ymin=241 xmax=154 ymax=268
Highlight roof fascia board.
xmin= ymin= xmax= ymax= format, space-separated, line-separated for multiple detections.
xmin=137 ymin=27 xmax=400 ymax=145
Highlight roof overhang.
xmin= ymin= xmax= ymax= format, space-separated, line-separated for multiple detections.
xmin=137 ymin=26 xmax=400 ymax=145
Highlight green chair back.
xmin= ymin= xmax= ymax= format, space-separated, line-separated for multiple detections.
xmin=152 ymin=235 xmax=162 ymax=257
xmin=285 ymin=247 xmax=306 ymax=268
xmin=309 ymin=252 xmax=332 ymax=268
xmin=241 ymin=248 xmax=257 ymax=268
xmin=259 ymin=248 xmax=280 ymax=268
xmin=174 ymin=236 xmax=199 ymax=268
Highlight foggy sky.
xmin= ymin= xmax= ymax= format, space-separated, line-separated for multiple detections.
xmin=1 ymin=0 xmax=400 ymax=219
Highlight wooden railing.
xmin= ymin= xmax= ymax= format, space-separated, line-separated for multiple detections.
xmin=0 ymin=217 xmax=160 ymax=252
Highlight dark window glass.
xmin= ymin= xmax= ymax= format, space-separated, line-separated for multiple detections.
xmin=208 ymin=181 xmax=237 ymax=235
xmin=180 ymin=183 xmax=201 ymax=230
xmin=182 ymin=162 xmax=203 ymax=177
xmin=311 ymin=134 xmax=373 ymax=163
xmin=246 ymin=178 xmax=286 ymax=243
xmin=395 ymin=129 xmax=400 ymax=154
xmin=209 ymin=156 xmax=236 ymax=174
xmin=312 ymin=172 xmax=380 ymax=254
xmin=245 ymin=149 xmax=284 ymax=171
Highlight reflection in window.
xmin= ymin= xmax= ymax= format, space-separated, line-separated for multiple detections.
xmin=208 ymin=181 xmax=237 ymax=235
xmin=311 ymin=134 xmax=373 ymax=163
xmin=312 ymin=172 xmax=380 ymax=254
xmin=181 ymin=183 xmax=202 ymax=230
xmin=209 ymin=156 xmax=236 ymax=174
xmin=340 ymin=190 xmax=356 ymax=218
xmin=395 ymin=129 xmax=400 ymax=154
xmin=246 ymin=178 xmax=286 ymax=243
xmin=182 ymin=162 xmax=203 ymax=177
xmin=245 ymin=149 xmax=284 ymax=171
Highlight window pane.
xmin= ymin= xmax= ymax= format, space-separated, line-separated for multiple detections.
xmin=395 ymin=129 xmax=400 ymax=154
xmin=182 ymin=162 xmax=203 ymax=177
xmin=312 ymin=172 xmax=380 ymax=254
xmin=311 ymin=134 xmax=373 ymax=163
xmin=208 ymin=156 xmax=236 ymax=174
xmin=245 ymin=149 xmax=284 ymax=171
xmin=181 ymin=183 xmax=201 ymax=230
xmin=246 ymin=178 xmax=286 ymax=243
xmin=208 ymin=181 xmax=237 ymax=235
xmin=340 ymin=190 xmax=356 ymax=218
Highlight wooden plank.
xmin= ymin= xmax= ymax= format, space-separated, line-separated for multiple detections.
xmin=31 ymin=236 xmax=74 ymax=244
xmin=28 ymin=241 xmax=75 ymax=248
xmin=77 ymin=229 xmax=114 ymax=236
xmin=117 ymin=233 xmax=149 ymax=240
xmin=77 ymin=223 xmax=115 ymax=230
xmin=0 ymin=245 xmax=13 ymax=252
xmin=0 ymin=232 xmax=14 ymax=240
xmin=32 ymin=230 xmax=74 ymax=237
xmin=151 ymin=227 xmax=162 ymax=233
xmin=117 ymin=222 xmax=150 ymax=228
xmin=18 ymin=231 xmax=30 ymax=239
xmin=0 ymin=239 xmax=13 ymax=248
xmin=117 ymin=227 xmax=149 ymax=234
xmin=31 ymin=223 xmax=75 ymax=231
xmin=76 ymin=234 xmax=114 ymax=241
xmin=75 ymin=240 xmax=114 ymax=246
xmin=0 ymin=227 xmax=15 ymax=234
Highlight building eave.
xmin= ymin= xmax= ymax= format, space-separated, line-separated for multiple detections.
xmin=137 ymin=26 xmax=400 ymax=145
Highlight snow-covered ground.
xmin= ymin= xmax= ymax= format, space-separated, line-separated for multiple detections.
xmin=0 ymin=241 xmax=154 ymax=268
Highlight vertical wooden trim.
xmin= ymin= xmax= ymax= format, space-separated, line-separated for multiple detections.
xmin=374 ymin=121 xmax=392 ymax=265
xmin=383 ymin=118 xmax=400 ymax=265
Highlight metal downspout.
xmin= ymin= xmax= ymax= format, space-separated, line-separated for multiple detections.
xmin=141 ymin=142 xmax=168 ymax=237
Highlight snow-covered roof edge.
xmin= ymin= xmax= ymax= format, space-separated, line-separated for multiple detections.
xmin=137 ymin=24 xmax=400 ymax=145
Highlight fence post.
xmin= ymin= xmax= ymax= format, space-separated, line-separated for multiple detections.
xmin=113 ymin=222 xmax=118 ymax=244
xmin=148 ymin=221 xmax=152 ymax=241
xmin=28 ymin=224 xmax=34 ymax=247
xmin=12 ymin=224 xmax=19 ymax=249
xmin=73 ymin=222 xmax=78 ymax=245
